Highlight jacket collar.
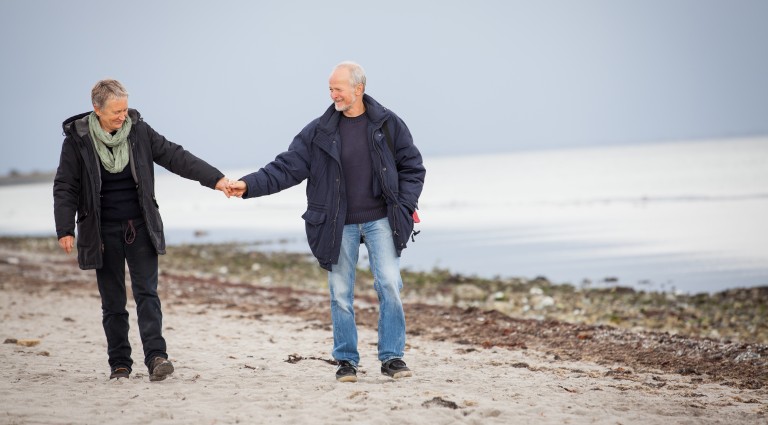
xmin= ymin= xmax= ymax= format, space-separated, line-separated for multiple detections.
xmin=62 ymin=109 xmax=142 ymax=139
xmin=316 ymin=94 xmax=390 ymax=136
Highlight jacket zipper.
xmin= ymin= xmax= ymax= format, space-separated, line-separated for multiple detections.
xmin=85 ymin=134 xmax=104 ymax=253
xmin=371 ymin=127 xmax=401 ymax=240
xmin=128 ymin=140 xmax=147 ymax=227
xmin=330 ymin=140 xmax=342 ymax=255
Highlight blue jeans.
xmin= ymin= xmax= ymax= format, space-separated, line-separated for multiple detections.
xmin=329 ymin=217 xmax=406 ymax=366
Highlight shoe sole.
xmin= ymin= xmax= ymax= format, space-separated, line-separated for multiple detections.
xmin=149 ymin=362 xmax=175 ymax=382
xmin=382 ymin=370 xmax=413 ymax=379
xmin=336 ymin=375 xmax=358 ymax=383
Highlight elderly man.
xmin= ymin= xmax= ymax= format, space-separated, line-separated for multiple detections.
xmin=229 ymin=62 xmax=426 ymax=382
xmin=54 ymin=79 xmax=232 ymax=381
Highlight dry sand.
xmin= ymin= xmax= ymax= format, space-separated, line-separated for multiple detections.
xmin=1 ymin=250 xmax=766 ymax=424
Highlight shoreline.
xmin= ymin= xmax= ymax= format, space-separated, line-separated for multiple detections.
xmin=1 ymin=237 xmax=766 ymax=423
xmin=1 ymin=236 xmax=767 ymax=423
xmin=0 ymin=171 xmax=54 ymax=186
xmin=2 ymin=236 xmax=767 ymax=345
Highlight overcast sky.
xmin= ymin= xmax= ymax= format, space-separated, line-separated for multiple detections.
xmin=1 ymin=0 xmax=766 ymax=175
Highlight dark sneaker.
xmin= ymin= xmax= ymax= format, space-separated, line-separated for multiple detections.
xmin=109 ymin=366 xmax=130 ymax=380
xmin=381 ymin=358 xmax=412 ymax=379
xmin=149 ymin=356 xmax=174 ymax=382
xmin=335 ymin=361 xmax=358 ymax=383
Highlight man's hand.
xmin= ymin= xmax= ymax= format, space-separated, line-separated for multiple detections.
xmin=228 ymin=180 xmax=247 ymax=198
xmin=215 ymin=177 xmax=234 ymax=198
xmin=58 ymin=235 xmax=75 ymax=254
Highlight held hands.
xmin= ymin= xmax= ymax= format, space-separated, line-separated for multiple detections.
xmin=215 ymin=177 xmax=235 ymax=198
xmin=214 ymin=177 xmax=246 ymax=198
xmin=227 ymin=180 xmax=247 ymax=198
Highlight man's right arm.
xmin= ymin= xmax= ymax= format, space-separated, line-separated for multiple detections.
xmin=236 ymin=126 xmax=315 ymax=199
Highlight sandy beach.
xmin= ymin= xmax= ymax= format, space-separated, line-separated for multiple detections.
xmin=1 ymin=241 xmax=766 ymax=424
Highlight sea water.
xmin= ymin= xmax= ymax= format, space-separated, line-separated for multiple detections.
xmin=3 ymin=137 xmax=766 ymax=294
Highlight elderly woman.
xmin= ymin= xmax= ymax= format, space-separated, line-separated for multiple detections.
xmin=53 ymin=79 xmax=231 ymax=381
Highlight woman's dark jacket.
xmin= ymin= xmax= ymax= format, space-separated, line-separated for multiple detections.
xmin=53 ymin=109 xmax=224 ymax=270
xmin=240 ymin=94 xmax=426 ymax=271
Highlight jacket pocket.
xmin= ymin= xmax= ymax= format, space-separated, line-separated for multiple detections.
xmin=76 ymin=211 xmax=89 ymax=223
xmin=148 ymin=196 xmax=164 ymax=232
xmin=75 ymin=213 xmax=99 ymax=269
xmin=301 ymin=209 xmax=327 ymax=258
xmin=394 ymin=203 xmax=414 ymax=250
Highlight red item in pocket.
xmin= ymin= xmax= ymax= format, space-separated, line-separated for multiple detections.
xmin=412 ymin=211 xmax=420 ymax=223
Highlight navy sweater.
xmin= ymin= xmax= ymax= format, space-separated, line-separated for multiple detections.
xmin=339 ymin=113 xmax=387 ymax=224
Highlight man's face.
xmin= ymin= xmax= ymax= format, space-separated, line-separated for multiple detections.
xmin=329 ymin=68 xmax=361 ymax=113
xmin=94 ymin=97 xmax=128 ymax=132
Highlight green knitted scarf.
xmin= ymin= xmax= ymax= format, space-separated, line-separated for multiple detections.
xmin=88 ymin=112 xmax=132 ymax=173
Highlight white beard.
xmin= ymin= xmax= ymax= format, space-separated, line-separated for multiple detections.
xmin=334 ymin=94 xmax=357 ymax=112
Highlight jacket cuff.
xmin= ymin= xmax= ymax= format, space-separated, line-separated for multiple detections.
xmin=203 ymin=172 xmax=225 ymax=189
xmin=56 ymin=230 xmax=74 ymax=239
xmin=239 ymin=175 xmax=254 ymax=198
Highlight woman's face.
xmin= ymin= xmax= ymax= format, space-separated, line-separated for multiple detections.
xmin=94 ymin=97 xmax=128 ymax=132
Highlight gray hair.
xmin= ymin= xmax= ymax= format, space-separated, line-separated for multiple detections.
xmin=91 ymin=79 xmax=129 ymax=109
xmin=333 ymin=61 xmax=366 ymax=92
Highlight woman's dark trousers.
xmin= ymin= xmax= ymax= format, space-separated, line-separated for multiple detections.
xmin=96 ymin=218 xmax=167 ymax=373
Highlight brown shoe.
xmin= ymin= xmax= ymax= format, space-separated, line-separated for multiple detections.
xmin=149 ymin=357 xmax=174 ymax=382
xmin=109 ymin=366 xmax=130 ymax=380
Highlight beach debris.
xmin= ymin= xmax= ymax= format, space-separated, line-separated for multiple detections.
xmin=347 ymin=391 xmax=368 ymax=400
xmin=734 ymin=351 xmax=761 ymax=362
xmin=18 ymin=339 xmax=41 ymax=347
xmin=732 ymin=396 xmax=760 ymax=404
xmin=533 ymin=295 xmax=555 ymax=310
xmin=4 ymin=338 xmax=41 ymax=347
xmin=491 ymin=291 xmax=507 ymax=301
xmin=604 ymin=367 xmax=633 ymax=377
xmin=422 ymin=396 xmax=460 ymax=409
xmin=643 ymin=381 xmax=667 ymax=389
xmin=453 ymin=284 xmax=486 ymax=302
xmin=675 ymin=367 xmax=700 ymax=376
xmin=285 ymin=354 xmax=336 ymax=365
